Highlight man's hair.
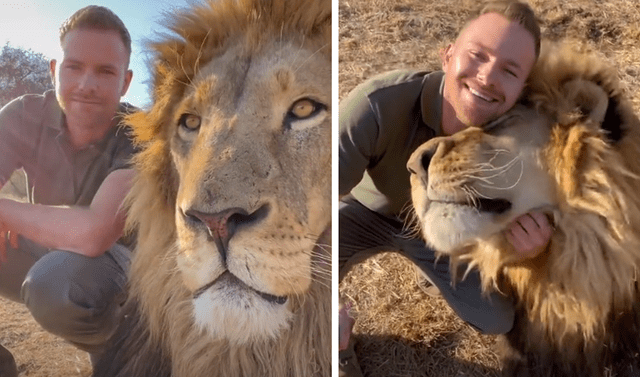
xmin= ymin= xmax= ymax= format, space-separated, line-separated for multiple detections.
xmin=59 ymin=5 xmax=132 ymax=67
xmin=466 ymin=0 xmax=541 ymax=60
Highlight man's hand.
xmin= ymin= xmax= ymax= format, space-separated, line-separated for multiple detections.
xmin=339 ymin=301 xmax=356 ymax=351
xmin=505 ymin=211 xmax=553 ymax=261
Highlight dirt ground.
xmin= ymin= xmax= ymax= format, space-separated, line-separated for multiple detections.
xmin=339 ymin=0 xmax=640 ymax=376
xmin=0 ymin=297 xmax=90 ymax=376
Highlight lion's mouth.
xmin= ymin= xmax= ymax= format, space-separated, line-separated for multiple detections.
xmin=432 ymin=198 xmax=512 ymax=214
xmin=193 ymin=271 xmax=288 ymax=305
xmin=471 ymin=198 xmax=512 ymax=214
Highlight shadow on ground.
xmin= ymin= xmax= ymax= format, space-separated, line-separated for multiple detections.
xmin=353 ymin=331 xmax=500 ymax=377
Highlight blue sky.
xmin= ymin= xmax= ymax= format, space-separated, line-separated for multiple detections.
xmin=0 ymin=0 xmax=195 ymax=108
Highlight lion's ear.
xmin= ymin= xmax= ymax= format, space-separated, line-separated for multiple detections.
xmin=600 ymin=96 xmax=625 ymax=143
xmin=562 ymin=79 xmax=625 ymax=143
xmin=563 ymin=79 xmax=609 ymax=124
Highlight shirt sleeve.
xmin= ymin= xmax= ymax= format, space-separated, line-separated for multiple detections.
xmin=0 ymin=97 xmax=35 ymax=185
xmin=338 ymin=80 xmax=381 ymax=197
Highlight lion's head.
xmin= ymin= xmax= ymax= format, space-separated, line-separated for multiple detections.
xmin=408 ymin=41 xmax=640 ymax=342
xmin=120 ymin=0 xmax=330 ymax=375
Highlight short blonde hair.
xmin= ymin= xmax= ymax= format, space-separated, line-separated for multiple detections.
xmin=59 ymin=5 xmax=131 ymax=67
xmin=465 ymin=0 xmax=541 ymax=60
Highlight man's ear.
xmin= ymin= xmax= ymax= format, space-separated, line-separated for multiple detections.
xmin=120 ymin=69 xmax=133 ymax=97
xmin=49 ymin=59 xmax=56 ymax=86
xmin=440 ymin=44 xmax=453 ymax=69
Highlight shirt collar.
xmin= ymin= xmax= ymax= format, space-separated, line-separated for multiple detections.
xmin=42 ymin=90 xmax=65 ymax=132
xmin=420 ymin=70 xmax=445 ymax=137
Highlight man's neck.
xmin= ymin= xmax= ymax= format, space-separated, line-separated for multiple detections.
xmin=65 ymin=117 xmax=114 ymax=149
xmin=440 ymin=98 xmax=466 ymax=136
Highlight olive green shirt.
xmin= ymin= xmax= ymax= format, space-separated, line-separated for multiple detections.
xmin=339 ymin=70 xmax=444 ymax=218
xmin=0 ymin=90 xmax=136 ymax=207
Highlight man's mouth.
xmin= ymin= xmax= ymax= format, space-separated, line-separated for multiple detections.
xmin=467 ymin=85 xmax=497 ymax=103
xmin=72 ymin=97 xmax=102 ymax=105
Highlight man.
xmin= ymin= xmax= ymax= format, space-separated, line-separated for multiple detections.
xmin=338 ymin=1 xmax=553 ymax=375
xmin=0 ymin=6 xmax=135 ymax=375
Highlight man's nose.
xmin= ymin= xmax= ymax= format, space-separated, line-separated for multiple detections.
xmin=78 ymin=72 xmax=98 ymax=91
xmin=477 ymin=60 xmax=499 ymax=87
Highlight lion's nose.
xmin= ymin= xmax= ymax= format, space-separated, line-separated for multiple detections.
xmin=183 ymin=205 xmax=269 ymax=261
xmin=407 ymin=138 xmax=454 ymax=177
xmin=407 ymin=142 xmax=436 ymax=177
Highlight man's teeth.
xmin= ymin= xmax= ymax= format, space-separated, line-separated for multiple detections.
xmin=469 ymin=87 xmax=493 ymax=102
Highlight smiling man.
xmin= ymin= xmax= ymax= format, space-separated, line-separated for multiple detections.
xmin=338 ymin=1 xmax=552 ymax=375
xmin=0 ymin=6 xmax=136 ymax=375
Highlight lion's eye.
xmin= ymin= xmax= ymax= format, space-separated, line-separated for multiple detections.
xmin=178 ymin=113 xmax=201 ymax=131
xmin=285 ymin=98 xmax=328 ymax=131
xmin=290 ymin=99 xmax=316 ymax=118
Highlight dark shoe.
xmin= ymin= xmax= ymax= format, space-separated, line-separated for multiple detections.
xmin=0 ymin=344 xmax=18 ymax=377
xmin=339 ymin=340 xmax=363 ymax=377
xmin=415 ymin=266 xmax=442 ymax=298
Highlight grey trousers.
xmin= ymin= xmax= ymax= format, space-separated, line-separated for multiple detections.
xmin=0 ymin=236 xmax=130 ymax=354
xmin=0 ymin=168 xmax=130 ymax=354
xmin=339 ymin=197 xmax=514 ymax=335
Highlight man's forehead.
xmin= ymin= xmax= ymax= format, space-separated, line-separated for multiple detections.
xmin=59 ymin=29 xmax=128 ymax=65
xmin=456 ymin=13 xmax=536 ymax=66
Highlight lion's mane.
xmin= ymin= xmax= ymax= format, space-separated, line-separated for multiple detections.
xmin=92 ymin=0 xmax=331 ymax=376
xmin=451 ymin=42 xmax=640 ymax=376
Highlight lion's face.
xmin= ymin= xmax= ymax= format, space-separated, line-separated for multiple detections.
xmin=167 ymin=40 xmax=330 ymax=344
xmin=408 ymin=106 xmax=556 ymax=253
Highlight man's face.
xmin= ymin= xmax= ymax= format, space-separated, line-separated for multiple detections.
xmin=442 ymin=12 xmax=536 ymax=130
xmin=51 ymin=28 xmax=132 ymax=129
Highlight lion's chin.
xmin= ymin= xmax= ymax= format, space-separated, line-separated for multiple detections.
xmin=421 ymin=201 xmax=506 ymax=252
xmin=191 ymin=274 xmax=294 ymax=345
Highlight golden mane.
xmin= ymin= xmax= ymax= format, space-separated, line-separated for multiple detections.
xmin=94 ymin=0 xmax=332 ymax=376
xmin=423 ymin=41 xmax=640 ymax=375
xmin=460 ymin=42 xmax=640 ymax=342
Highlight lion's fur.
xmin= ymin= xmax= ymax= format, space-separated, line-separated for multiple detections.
xmin=93 ymin=0 xmax=331 ymax=376
xmin=410 ymin=41 xmax=640 ymax=376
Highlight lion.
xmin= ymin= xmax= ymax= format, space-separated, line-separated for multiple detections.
xmin=407 ymin=41 xmax=640 ymax=377
xmin=92 ymin=0 xmax=331 ymax=376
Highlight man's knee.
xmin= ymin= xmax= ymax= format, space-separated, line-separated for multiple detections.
xmin=463 ymin=294 xmax=515 ymax=335
xmin=21 ymin=250 xmax=126 ymax=351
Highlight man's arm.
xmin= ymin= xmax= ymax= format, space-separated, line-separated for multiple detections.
xmin=0 ymin=168 xmax=134 ymax=257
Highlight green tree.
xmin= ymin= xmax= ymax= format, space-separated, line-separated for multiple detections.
xmin=0 ymin=43 xmax=53 ymax=108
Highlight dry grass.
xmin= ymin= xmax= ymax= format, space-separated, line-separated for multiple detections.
xmin=0 ymin=297 xmax=90 ymax=376
xmin=339 ymin=0 xmax=640 ymax=376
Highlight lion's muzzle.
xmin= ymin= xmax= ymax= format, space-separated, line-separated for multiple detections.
xmin=182 ymin=204 xmax=270 ymax=261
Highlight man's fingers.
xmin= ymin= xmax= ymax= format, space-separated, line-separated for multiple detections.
xmin=506 ymin=211 xmax=555 ymax=260
xmin=508 ymin=221 xmax=534 ymax=250
xmin=339 ymin=301 xmax=355 ymax=351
